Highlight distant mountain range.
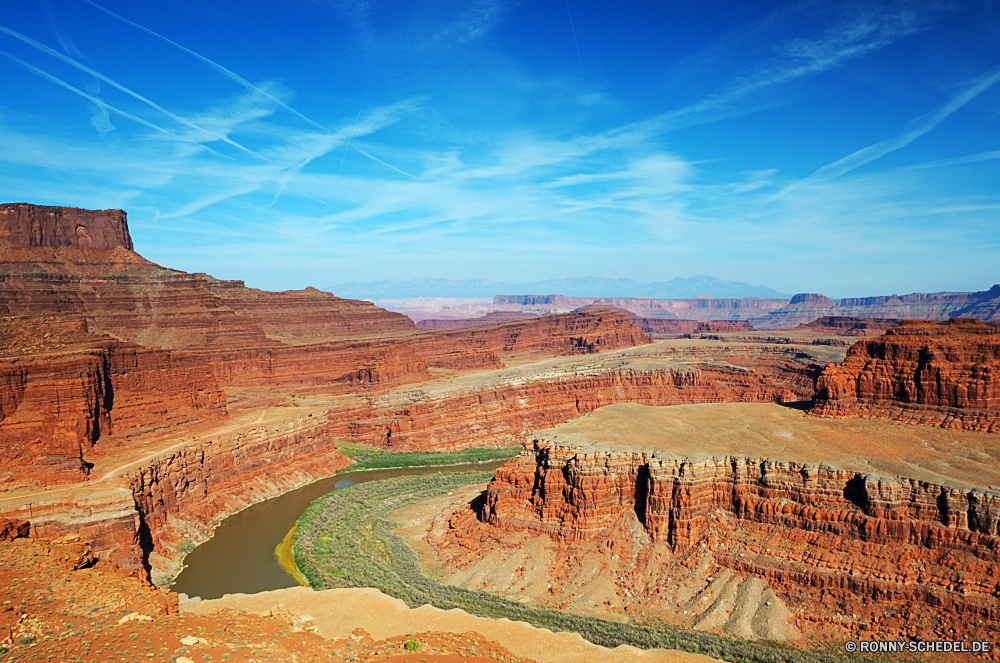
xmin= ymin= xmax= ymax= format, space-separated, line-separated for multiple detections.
xmin=327 ymin=276 xmax=791 ymax=300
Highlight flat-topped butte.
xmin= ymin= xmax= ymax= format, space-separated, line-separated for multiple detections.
xmin=530 ymin=402 xmax=1000 ymax=491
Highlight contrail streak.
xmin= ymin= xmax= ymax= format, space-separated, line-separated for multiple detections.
xmin=564 ymin=0 xmax=587 ymax=97
xmin=0 ymin=49 xmax=231 ymax=160
xmin=0 ymin=23 xmax=265 ymax=160
xmin=338 ymin=110 xmax=362 ymax=175
xmin=82 ymin=0 xmax=332 ymax=134
xmin=353 ymin=146 xmax=421 ymax=181
xmin=811 ymin=65 xmax=1000 ymax=181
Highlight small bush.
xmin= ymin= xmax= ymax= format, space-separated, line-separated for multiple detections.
xmin=404 ymin=640 xmax=420 ymax=651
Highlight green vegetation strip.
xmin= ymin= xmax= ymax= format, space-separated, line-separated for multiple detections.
xmin=294 ymin=473 xmax=876 ymax=663
xmin=337 ymin=442 xmax=519 ymax=471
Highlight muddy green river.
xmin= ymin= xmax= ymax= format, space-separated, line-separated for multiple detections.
xmin=170 ymin=461 xmax=507 ymax=600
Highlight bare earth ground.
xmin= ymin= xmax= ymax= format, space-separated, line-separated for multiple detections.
xmin=185 ymin=586 xmax=717 ymax=663
xmin=0 ymin=538 xmax=540 ymax=663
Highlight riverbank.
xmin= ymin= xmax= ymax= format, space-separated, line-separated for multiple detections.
xmin=171 ymin=445 xmax=517 ymax=601
xmin=292 ymin=472 xmax=873 ymax=663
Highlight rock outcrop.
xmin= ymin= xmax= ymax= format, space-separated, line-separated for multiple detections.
xmin=0 ymin=202 xmax=133 ymax=250
xmin=415 ymin=311 xmax=540 ymax=329
xmin=478 ymin=437 xmax=1000 ymax=645
xmin=0 ymin=517 xmax=29 ymax=541
xmin=0 ymin=315 xmax=226 ymax=483
xmin=812 ymin=318 xmax=1000 ymax=431
xmin=796 ymin=316 xmax=900 ymax=337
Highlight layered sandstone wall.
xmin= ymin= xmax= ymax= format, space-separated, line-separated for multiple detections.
xmin=813 ymin=318 xmax=1000 ymax=431
xmin=0 ymin=411 xmax=352 ymax=582
xmin=796 ymin=316 xmax=900 ymax=337
xmin=0 ymin=316 xmax=226 ymax=484
xmin=485 ymin=443 xmax=1000 ymax=546
xmin=407 ymin=307 xmax=650 ymax=368
xmin=481 ymin=441 xmax=1000 ymax=622
xmin=0 ymin=203 xmax=133 ymax=250
xmin=328 ymin=345 xmax=821 ymax=450
xmin=128 ymin=412 xmax=352 ymax=583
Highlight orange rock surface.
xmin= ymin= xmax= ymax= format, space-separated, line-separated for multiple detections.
xmin=0 ymin=314 xmax=226 ymax=484
xmin=0 ymin=535 xmax=530 ymax=663
xmin=813 ymin=318 xmax=1000 ymax=431
xmin=464 ymin=404 xmax=1000 ymax=648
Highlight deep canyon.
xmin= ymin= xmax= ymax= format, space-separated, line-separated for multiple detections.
xmin=3 ymin=203 xmax=1000 ymax=661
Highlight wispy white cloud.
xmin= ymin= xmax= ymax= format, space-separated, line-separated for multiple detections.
xmin=656 ymin=1 xmax=945 ymax=131
xmin=0 ymin=23 xmax=265 ymax=159
xmin=904 ymin=149 xmax=1000 ymax=170
xmin=424 ymin=0 xmax=510 ymax=49
xmin=809 ymin=66 xmax=1000 ymax=180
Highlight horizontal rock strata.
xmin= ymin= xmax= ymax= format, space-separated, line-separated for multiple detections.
xmin=813 ymin=318 xmax=1000 ymax=431
xmin=327 ymin=344 xmax=823 ymax=450
xmin=0 ymin=411 xmax=351 ymax=582
xmin=0 ymin=202 xmax=133 ymax=250
xmin=0 ymin=315 xmax=226 ymax=483
xmin=482 ymin=440 xmax=1000 ymax=624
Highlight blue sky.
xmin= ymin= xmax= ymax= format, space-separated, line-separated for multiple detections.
xmin=1 ymin=0 xmax=998 ymax=297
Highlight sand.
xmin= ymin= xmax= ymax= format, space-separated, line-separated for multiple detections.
xmin=184 ymin=586 xmax=718 ymax=663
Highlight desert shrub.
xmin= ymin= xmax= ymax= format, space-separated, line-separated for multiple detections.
xmin=337 ymin=442 xmax=518 ymax=471
xmin=404 ymin=640 xmax=420 ymax=651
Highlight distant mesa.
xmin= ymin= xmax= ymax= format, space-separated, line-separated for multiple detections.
xmin=812 ymin=317 xmax=1000 ymax=432
xmin=330 ymin=275 xmax=792 ymax=300
xmin=788 ymin=292 xmax=833 ymax=305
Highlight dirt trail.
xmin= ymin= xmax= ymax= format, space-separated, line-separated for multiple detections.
xmin=185 ymin=586 xmax=718 ymax=663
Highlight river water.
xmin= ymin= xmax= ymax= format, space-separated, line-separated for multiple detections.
xmin=170 ymin=461 xmax=506 ymax=600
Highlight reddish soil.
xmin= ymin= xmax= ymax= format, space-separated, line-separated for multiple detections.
xmin=0 ymin=533 xmax=532 ymax=663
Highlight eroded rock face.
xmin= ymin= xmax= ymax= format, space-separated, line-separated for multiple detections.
xmin=812 ymin=318 xmax=1000 ymax=431
xmin=478 ymin=440 xmax=1000 ymax=643
xmin=327 ymin=344 xmax=823 ymax=450
xmin=0 ymin=203 xmax=133 ymax=250
xmin=0 ymin=315 xmax=226 ymax=483
xmin=0 ymin=517 xmax=29 ymax=541
xmin=796 ymin=316 xmax=900 ymax=337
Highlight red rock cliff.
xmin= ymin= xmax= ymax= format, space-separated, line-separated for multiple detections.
xmin=482 ymin=441 xmax=1000 ymax=635
xmin=0 ymin=315 xmax=226 ymax=483
xmin=0 ymin=203 xmax=133 ymax=250
xmin=812 ymin=318 xmax=1000 ymax=431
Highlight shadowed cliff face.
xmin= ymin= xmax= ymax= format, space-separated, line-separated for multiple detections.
xmin=812 ymin=318 xmax=1000 ymax=432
